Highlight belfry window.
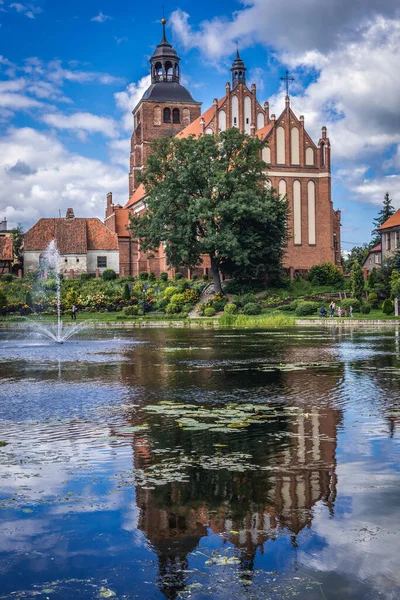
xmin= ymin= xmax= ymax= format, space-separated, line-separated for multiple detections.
xmin=172 ymin=108 xmax=180 ymax=124
xmin=164 ymin=108 xmax=171 ymax=123
xmin=154 ymin=62 xmax=163 ymax=81
xmin=165 ymin=61 xmax=173 ymax=81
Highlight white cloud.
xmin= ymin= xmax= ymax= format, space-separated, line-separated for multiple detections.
xmin=114 ymin=75 xmax=151 ymax=131
xmin=9 ymin=2 xmax=42 ymax=19
xmin=91 ymin=12 xmax=111 ymax=23
xmin=42 ymin=111 xmax=119 ymax=139
xmin=0 ymin=127 xmax=126 ymax=228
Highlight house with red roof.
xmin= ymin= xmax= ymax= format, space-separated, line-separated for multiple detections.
xmin=105 ymin=20 xmax=341 ymax=279
xmin=378 ymin=209 xmax=400 ymax=261
xmin=362 ymin=243 xmax=382 ymax=276
xmin=0 ymin=218 xmax=14 ymax=275
xmin=24 ymin=208 xmax=119 ymax=277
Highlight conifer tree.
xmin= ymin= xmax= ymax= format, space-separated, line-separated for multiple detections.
xmin=371 ymin=192 xmax=395 ymax=246
xmin=122 ymin=283 xmax=131 ymax=302
xmin=351 ymin=259 xmax=365 ymax=301
xmin=129 ymin=129 xmax=288 ymax=293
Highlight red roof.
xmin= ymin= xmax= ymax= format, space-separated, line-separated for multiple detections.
xmin=369 ymin=243 xmax=381 ymax=253
xmin=124 ymin=183 xmax=146 ymax=209
xmin=24 ymin=217 xmax=118 ymax=253
xmin=256 ymin=123 xmax=273 ymax=139
xmin=378 ymin=209 xmax=400 ymax=230
xmin=0 ymin=235 xmax=13 ymax=261
xmin=176 ymin=97 xmax=227 ymax=140
xmin=114 ymin=209 xmax=131 ymax=236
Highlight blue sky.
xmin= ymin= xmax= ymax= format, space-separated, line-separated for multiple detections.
xmin=1 ymin=0 xmax=400 ymax=250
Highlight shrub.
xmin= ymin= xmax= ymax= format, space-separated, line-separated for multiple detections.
xmin=1 ymin=274 xmax=13 ymax=282
xmin=122 ymin=283 xmax=131 ymax=302
xmin=212 ymin=300 xmax=226 ymax=312
xmin=202 ymin=274 xmax=209 ymax=281
xmin=149 ymin=272 xmax=156 ymax=281
xmin=80 ymin=272 xmax=93 ymax=281
xmin=240 ymin=293 xmax=258 ymax=306
xmin=243 ymin=302 xmax=261 ymax=315
xmin=160 ymin=272 xmax=168 ymax=282
xmin=175 ymin=272 xmax=183 ymax=280
xmin=123 ymin=305 xmax=138 ymax=316
xmin=224 ymin=303 xmax=237 ymax=314
xmin=341 ymin=298 xmax=361 ymax=312
xmin=102 ymin=269 xmax=116 ymax=281
xmin=26 ymin=291 xmax=33 ymax=307
xmin=361 ymin=303 xmax=371 ymax=314
xmin=139 ymin=271 xmax=149 ymax=281
xmin=191 ymin=274 xmax=198 ymax=281
xmin=166 ymin=292 xmax=186 ymax=314
xmin=309 ymin=262 xmax=344 ymax=286
xmin=0 ymin=290 xmax=7 ymax=314
xmin=44 ymin=279 xmax=58 ymax=291
xmin=204 ymin=307 xmax=216 ymax=317
xmin=295 ymin=301 xmax=319 ymax=316
xmin=164 ymin=286 xmax=178 ymax=299
xmin=367 ymin=292 xmax=379 ymax=308
xmin=382 ymin=299 xmax=394 ymax=315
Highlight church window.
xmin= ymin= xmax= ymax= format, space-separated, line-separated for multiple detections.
xmin=232 ymin=95 xmax=239 ymax=128
xmin=262 ymin=147 xmax=270 ymax=163
xmin=182 ymin=108 xmax=190 ymax=126
xmin=76 ymin=258 xmax=79 ymax=263
xmin=165 ymin=61 xmax=173 ymax=81
xmin=291 ymin=127 xmax=300 ymax=164
xmin=257 ymin=112 xmax=264 ymax=130
xmin=308 ymin=180 xmax=316 ymax=245
xmin=164 ymin=107 xmax=171 ymax=123
xmin=305 ymin=147 xmax=314 ymax=165
xmin=218 ymin=109 xmax=226 ymax=132
xmin=154 ymin=106 xmax=161 ymax=126
xmin=278 ymin=179 xmax=287 ymax=198
xmin=172 ymin=108 xmax=180 ymax=124
xmin=244 ymin=95 xmax=251 ymax=134
xmin=293 ymin=180 xmax=302 ymax=245
xmin=234 ymin=117 xmax=237 ymax=125
xmin=276 ymin=126 xmax=285 ymax=164
xmin=97 ymin=256 xmax=107 ymax=268
xmin=175 ymin=63 xmax=179 ymax=77
xmin=265 ymin=179 xmax=272 ymax=189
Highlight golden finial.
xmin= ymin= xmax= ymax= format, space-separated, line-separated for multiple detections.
xmin=161 ymin=18 xmax=167 ymax=24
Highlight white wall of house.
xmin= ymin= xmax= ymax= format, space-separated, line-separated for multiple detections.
xmin=87 ymin=250 xmax=119 ymax=274
xmin=59 ymin=255 xmax=87 ymax=274
xmin=24 ymin=251 xmax=41 ymax=274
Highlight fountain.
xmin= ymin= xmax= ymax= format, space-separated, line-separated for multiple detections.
xmin=28 ymin=240 xmax=86 ymax=344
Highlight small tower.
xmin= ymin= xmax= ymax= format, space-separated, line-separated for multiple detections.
xmin=150 ymin=18 xmax=181 ymax=84
xmin=231 ymin=48 xmax=247 ymax=89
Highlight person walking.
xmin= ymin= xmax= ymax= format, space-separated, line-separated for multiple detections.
xmin=330 ymin=301 xmax=335 ymax=317
xmin=349 ymin=305 xmax=353 ymax=317
xmin=71 ymin=304 xmax=77 ymax=321
xmin=337 ymin=306 xmax=342 ymax=318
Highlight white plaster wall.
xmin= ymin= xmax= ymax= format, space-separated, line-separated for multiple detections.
xmin=291 ymin=127 xmax=300 ymax=164
xmin=87 ymin=250 xmax=119 ymax=274
xmin=262 ymin=147 xmax=270 ymax=163
xmin=24 ymin=251 xmax=41 ymax=274
xmin=293 ymin=180 xmax=302 ymax=245
xmin=244 ymin=96 xmax=251 ymax=134
xmin=231 ymin=95 xmax=239 ymax=127
xmin=59 ymin=255 xmax=87 ymax=275
xmin=205 ymin=128 xmax=213 ymax=135
xmin=278 ymin=179 xmax=287 ymax=198
xmin=218 ymin=109 xmax=226 ymax=132
xmin=257 ymin=112 xmax=264 ymax=130
xmin=276 ymin=126 xmax=285 ymax=164
xmin=308 ymin=180 xmax=316 ymax=245
xmin=306 ymin=147 xmax=314 ymax=165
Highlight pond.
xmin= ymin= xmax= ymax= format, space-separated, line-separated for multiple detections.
xmin=0 ymin=327 xmax=399 ymax=599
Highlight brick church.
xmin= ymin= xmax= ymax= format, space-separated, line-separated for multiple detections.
xmin=105 ymin=19 xmax=341 ymax=278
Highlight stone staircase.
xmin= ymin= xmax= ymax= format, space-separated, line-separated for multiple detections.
xmin=188 ymin=283 xmax=216 ymax=318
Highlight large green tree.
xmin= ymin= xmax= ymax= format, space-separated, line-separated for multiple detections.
xmin=342 ymin=244 xmax=369 ymax=274
xmin=351 ymin=259 xmax=365 ymax=301
xmin=129 ymin=129 xmax=288 ymax=292
xmin=371 ymin=192 xmax=395 ymax=246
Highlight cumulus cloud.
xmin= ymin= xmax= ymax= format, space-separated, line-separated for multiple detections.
xmin=9 ymin=2 xmax=42 ymax=19
xmin=0 ymin=127 xmax=126 ymax=228
xmin=114 ymin=75 xmax=151 ymax=131
xmin=91 ymin=12 xmax=111 ymax=23
xmin=42 ymin=111 xmax=119 ymax=139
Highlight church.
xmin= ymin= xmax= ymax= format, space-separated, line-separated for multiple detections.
xmin=105 ymin=19 xmax=341 ymax=279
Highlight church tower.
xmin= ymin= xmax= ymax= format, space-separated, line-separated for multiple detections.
xmin=129 ymin=18 xmax=202 ymax=197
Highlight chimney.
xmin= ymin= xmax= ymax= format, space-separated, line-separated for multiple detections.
xmin=251 ymin=83 xmax=256 ymax=95
xmin=0 ymin=217 xmax=7 ymax=232
xmin=65 ymin=208 xmax=75 ymax=220
xmin=200 ymin=117 xmax=205 ymax=135
xmin=264 ymin=102 xmax=270 ymax=124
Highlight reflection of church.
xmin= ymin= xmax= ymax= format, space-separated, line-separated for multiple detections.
xmin=132 ymin=404 xmax=341 ymax=598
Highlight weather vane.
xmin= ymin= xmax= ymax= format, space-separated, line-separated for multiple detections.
xmin=280 ymin=70 xmax=295 ymax=96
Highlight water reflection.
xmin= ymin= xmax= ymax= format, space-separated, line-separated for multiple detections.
xmin=0 ymin=328 xmax=399 ymax=599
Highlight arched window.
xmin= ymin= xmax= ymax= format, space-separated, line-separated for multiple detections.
xmin=164 ymin=107 xmax=171 ymax=123
xmin=276 ymin=126 xmax=285 ymax=164
xmin=172 ymin=108 xmax=180 ymax=124
xmin=155 ymin=62 xmax=163 ymax=81
xmin=293 ymin=180 xmax=302 ymax=245
xmin=218 ymin=109 xmax=226 ymax=132
xmin=154 ymin=106 xmax=161 ymax=126
xmin=308 ymin=180 xmax=316 ymax=245
xmin=278 ymin=179 xmax=287 ymax=198
xmin=305 ymin=147 xmax=314 ymax=165
xmin=182 ymin=108 xmax=190 ymax=126
xmin=291 ymin=127 xmax=300 ymax=164
xmin=175 ymin=63 xmax=179 ymax=78
xmin=262 ymin=147 xmax=270 ymax=163
xmin=165 ymin=61 xmax=173 ymax=81
xmin=265 ymin=178 xmax=272 ymax=189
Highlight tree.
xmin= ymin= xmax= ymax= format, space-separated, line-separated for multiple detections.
xmin=367 ymin=267 xmax=378 ymax=290
xmin=129 ymin=129 xmax=288 ymax=293
xmin=11 ymin=224 xmax=24 ymax=266
xmin=309 ymin=262 xmax=344 ymax=286
xmin=351 ymin=259 xmax=365 ymax=300
xmin=342 ymin=244 xmax=369 ymax=274
xmin=122 ymin=283 xmax=131 ymax=302
xmin=371 ymin=192 xmax=395 ymax=246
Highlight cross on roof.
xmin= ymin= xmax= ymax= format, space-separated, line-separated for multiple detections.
xmin=280 ymin=70 xmax=295 ymax=96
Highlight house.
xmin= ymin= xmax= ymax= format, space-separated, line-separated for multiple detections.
xmin=24 ymin=208 xmax=119 ymax=276
xmin=0 ymin=218 xmax=15 ymax=274
xmin=378 ymin=209 xmax=400 ymax=261
xmin=362 ymin=243 xmax=382 ymax=276
xmin=105 ymin=18 xmax=341 ymax=279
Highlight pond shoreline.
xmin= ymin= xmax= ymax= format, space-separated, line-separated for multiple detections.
xmin=1 ymin=317 xmax=400 ymax=329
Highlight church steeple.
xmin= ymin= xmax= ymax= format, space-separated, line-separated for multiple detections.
xmin=150 ymin=18 xmax=181 ymax=84
xmin=231 ymin=47 xmax=247 ymax=89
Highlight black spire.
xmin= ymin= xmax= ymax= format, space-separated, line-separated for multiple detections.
xmin=231 ymin=46 xmax=247 ymax=88
xmin=150 ymin=18 xmax=180 ymax=83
